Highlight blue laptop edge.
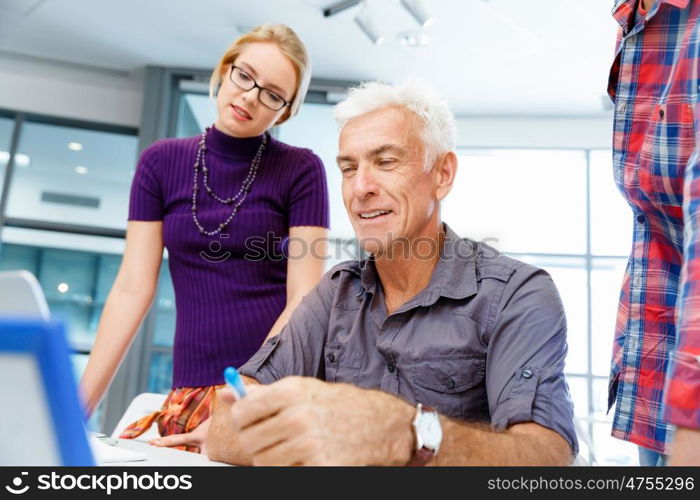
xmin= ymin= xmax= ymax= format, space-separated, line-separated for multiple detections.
xmin=0 ymin=317 xmax=95 ymax=466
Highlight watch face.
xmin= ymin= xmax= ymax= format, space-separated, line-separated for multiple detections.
xmin=418 ymin=411 xmax=443 ymax=449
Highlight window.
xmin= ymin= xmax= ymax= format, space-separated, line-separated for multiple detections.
xmin=0 ymin=112 xmax=138 ymax=433
xmin=590 ymin=150 xmax=633 ymax=256
xmin=152 ymin=264 xmax=175 ymax=348
xmin=5 ymin=120 xmax=138 ymax=229
xmin=445 ymin=149 xmax=637 ymax=465
xmin=0 ymin=234 xmax=125 ymax=432
xmin=276 ymin=103 xmax=356 ymax=242
xmin=444 ymin=150 xmax=587 ymax=254
xmin=147 ymin=353 xmax=173 ymax=394
xmin=0 ymin=116 xmax=15 ymax=191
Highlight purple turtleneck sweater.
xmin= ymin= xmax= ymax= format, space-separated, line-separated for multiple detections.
xmin=128 ymin=126 xmax=330 ymax=388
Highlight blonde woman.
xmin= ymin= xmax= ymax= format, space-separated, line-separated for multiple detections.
xmin=80 ymin=25 xmax=329 ymax=453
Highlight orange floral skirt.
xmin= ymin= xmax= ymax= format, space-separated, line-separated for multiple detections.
xmin=119 ymin=385 xmax=224 ymax=453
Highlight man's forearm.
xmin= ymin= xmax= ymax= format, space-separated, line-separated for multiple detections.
xmin=366 ymin=390 xmax=572 ymax=466
xmin=430 ymin=419 xmax=572 ymax=466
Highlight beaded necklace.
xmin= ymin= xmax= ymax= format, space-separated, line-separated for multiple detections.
xmin=191 ymin=127 xmax=267 ymax=236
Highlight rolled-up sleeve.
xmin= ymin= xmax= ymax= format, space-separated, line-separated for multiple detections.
xmin=485 ymin=265 xmax=578 ymax=456
xmin=239 ymin=271 xmax=335 ymax=383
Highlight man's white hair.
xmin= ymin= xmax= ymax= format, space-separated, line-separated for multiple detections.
xmin=334 ymin=79 xmax=457 ymax=167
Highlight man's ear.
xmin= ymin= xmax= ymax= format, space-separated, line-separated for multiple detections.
xmin=434 ymin=151 xmax=458 ymax=202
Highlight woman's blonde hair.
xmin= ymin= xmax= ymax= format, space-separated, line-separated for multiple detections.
xmin=210 ymin=24 xmax=311 ymax=124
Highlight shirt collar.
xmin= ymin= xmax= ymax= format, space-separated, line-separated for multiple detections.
xmin=612 ymin=0 xmax=689 ymax=29
xmin=358 ymin=222 xmax=479 ymax=305
xmin=359 ymin=256 xmax=379 ymax=294
xmin=433 ymin=223 xmax=479 ymax=301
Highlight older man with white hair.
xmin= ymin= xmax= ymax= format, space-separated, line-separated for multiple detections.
xmin=203 ymin=80 xmax=578 ymax=466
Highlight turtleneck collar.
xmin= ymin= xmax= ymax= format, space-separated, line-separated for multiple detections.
xmin=206 ymin=124 xmax=269 ymax=159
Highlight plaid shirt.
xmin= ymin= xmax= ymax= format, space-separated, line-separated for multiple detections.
xmin=608 ymin=0 xmax=700 ymax=454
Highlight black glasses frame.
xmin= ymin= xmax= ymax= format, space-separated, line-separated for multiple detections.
xmin=229 ymin=66 xmax=291 ymax=111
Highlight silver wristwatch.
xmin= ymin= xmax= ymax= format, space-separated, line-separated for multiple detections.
xmin=408 ymin=403 xmax=442 ymax=466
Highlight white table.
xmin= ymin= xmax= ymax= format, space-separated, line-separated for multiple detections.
xmin=103 ymin=438 xmax=230 ymax=467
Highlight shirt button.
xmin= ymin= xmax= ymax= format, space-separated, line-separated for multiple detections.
xmin=633 ymin=276 xmax=642 ymax=287
xmin=522 ymin=369 xmax=533 ymax=379
xmin=443 ymin=377 xmax=456 ymax=389
xmin=387 ymin=363 xmax=395 ymax=373
xmin=659 ymin=108 xmax=665 ymax=119
xmin=327 ymin=353 xmax=336 ymax=363
xmin=636 ymin=215 xmax=646 ymax=224
xmin=617 ymin=102 xmax=627 ymax=112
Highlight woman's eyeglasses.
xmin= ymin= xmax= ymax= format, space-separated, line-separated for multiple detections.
xmin=229 ymin=66 xmax=291 ymax=111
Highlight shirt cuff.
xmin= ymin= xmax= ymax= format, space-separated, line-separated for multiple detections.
xmin=663 ymin=350 xmax=700 ymax=429
xmin=238 ymin=336 xmax=283 ymax=384
xmin=491 ymin=366 xmax=579 ymax=457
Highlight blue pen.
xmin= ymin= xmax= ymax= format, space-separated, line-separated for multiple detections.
xmin=223 ymin=366 xmax=247 ymax=399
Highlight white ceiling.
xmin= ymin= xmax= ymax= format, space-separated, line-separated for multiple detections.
xmin=0 ymin=0 xmax=619 ymax=116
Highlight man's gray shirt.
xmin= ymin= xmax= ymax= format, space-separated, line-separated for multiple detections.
xmin=240 ymin=224 xmax=578 ymax=454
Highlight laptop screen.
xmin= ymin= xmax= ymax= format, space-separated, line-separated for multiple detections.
xmin=0 ymin=316 xmax=94 ymax=465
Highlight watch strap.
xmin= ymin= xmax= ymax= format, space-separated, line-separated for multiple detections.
xmin=407 ymin=446 xmax=434 ymax=466
xmin=408 ymin=404 xmax=437 ymax=466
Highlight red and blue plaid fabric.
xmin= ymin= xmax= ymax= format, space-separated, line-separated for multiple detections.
xmin=608 ymin=0 xmax=700 ymax=454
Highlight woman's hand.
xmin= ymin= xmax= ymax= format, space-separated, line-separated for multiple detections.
xmin=150 ymin=417 xmax=211 ymax=455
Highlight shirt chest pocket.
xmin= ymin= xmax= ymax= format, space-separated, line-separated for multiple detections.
xmin=324 ymin=343 xmax=364 ymax=384
xmin=411 ymin=355 xmax=488 ymax=421
xmin=638 ymin=102 xmax=695 ymax=206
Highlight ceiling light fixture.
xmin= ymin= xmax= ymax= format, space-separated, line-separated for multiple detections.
xmin=323 ymin=0 xmax=361 ymax=17
xmin=15 ymin=153 xmax=31 ymax=167
xmin=68 ymin=142 xmax=83 ymax=151
xmin=0 ymin=151 xmax=31 ymax=167
xmin=75 ymin=166 xmax=88 ymax=175
xmin=400 ymin=0 xmax=434 ymax=28
xmin=355 ymin=2 xmax=385 ymax=45
xmin=398 ymin=30 xmax=430 ymax=47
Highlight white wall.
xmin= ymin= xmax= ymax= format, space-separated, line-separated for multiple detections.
xmin=456 ymin=115 xmax=613 ymax=150
xmin=0 ymin=53 xmax=143 ymax=127
xmin=0 ymin=56 xmax=614 ymax=150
